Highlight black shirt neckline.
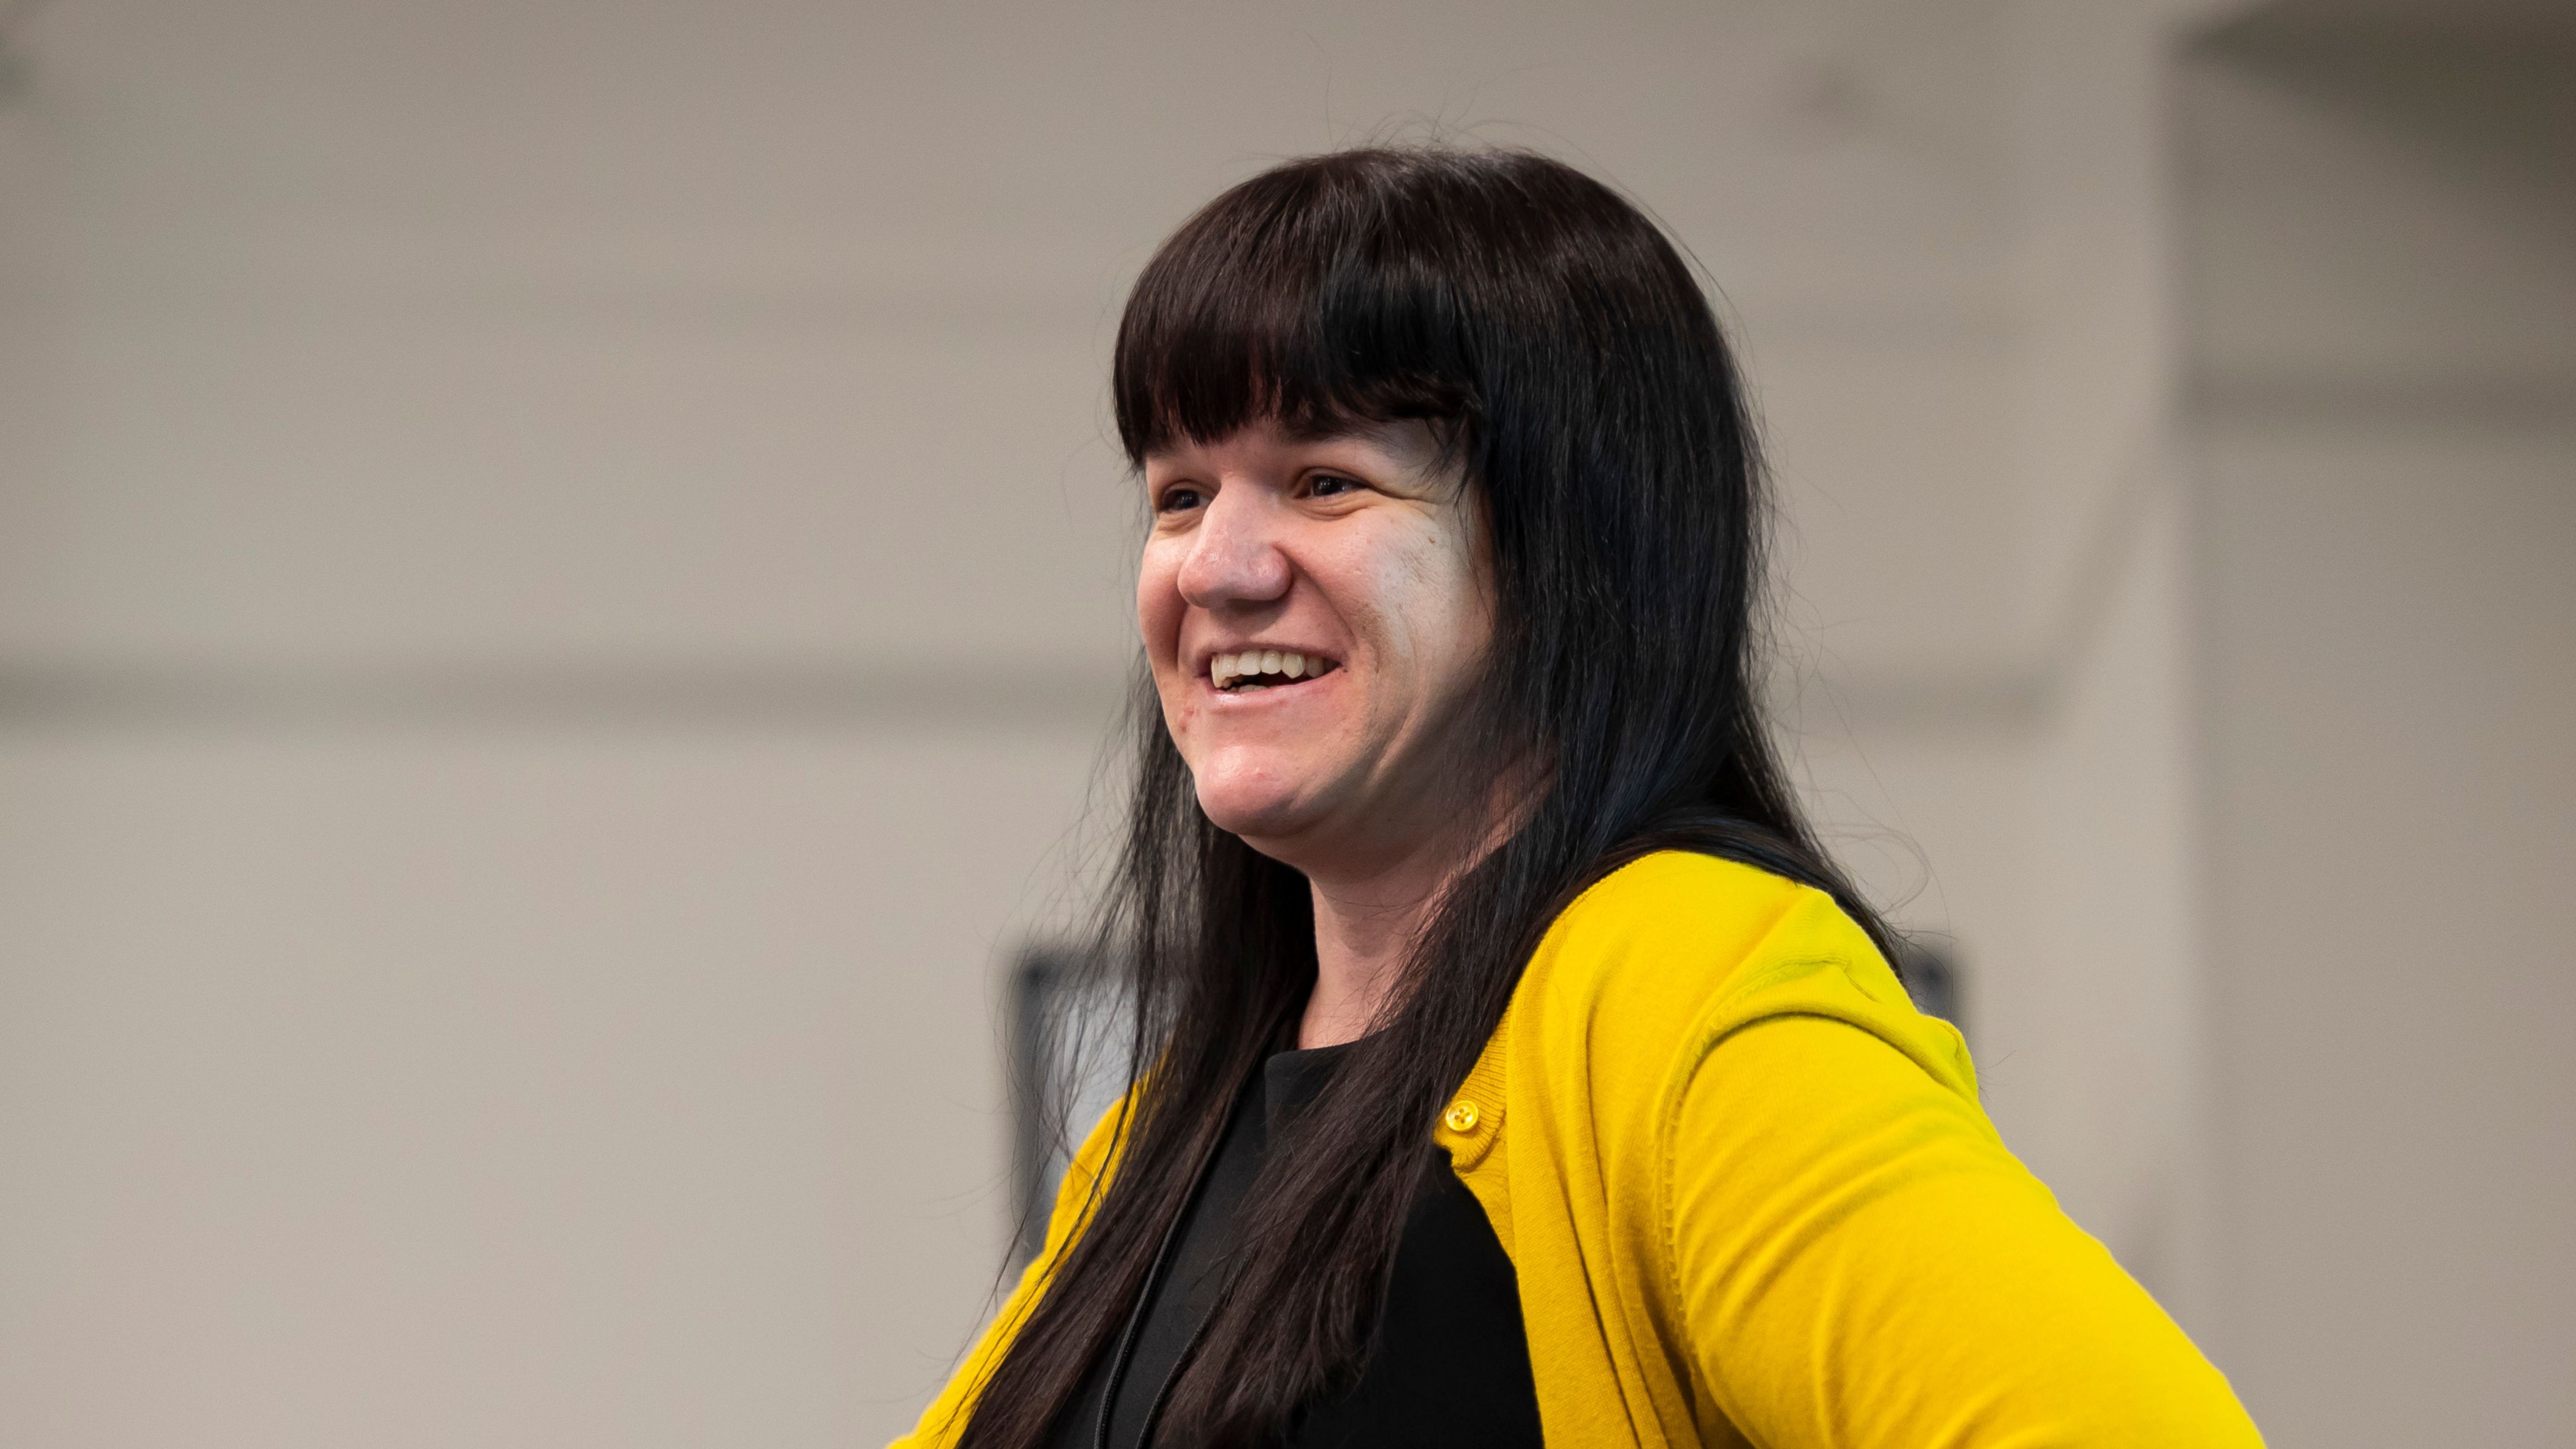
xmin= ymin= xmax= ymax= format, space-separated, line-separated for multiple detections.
xmin=1047 ymin=1037 xmax=1541 ymax=1449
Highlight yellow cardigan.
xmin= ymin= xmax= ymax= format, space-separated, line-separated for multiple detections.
xmin=895 ymin=852 xmax=2263 ymax=1447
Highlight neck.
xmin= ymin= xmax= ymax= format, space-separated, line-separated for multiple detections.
xmin=1273 ymin=765 xmax=1537 ymax=1050
xmin=1291 ymin=813 xmax=1497 ymax=1048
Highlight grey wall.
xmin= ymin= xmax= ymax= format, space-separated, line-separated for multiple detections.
xmin=0 ymin=3 xmax=2058 ymax=1443
xmin=2179 ymin=9 xmax=2576 ymax=1443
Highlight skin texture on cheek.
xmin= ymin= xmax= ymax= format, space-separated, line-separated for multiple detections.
xmin=1353 ymin=529 xmax=1468 ymax=750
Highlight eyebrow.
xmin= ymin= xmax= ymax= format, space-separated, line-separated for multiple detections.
xmin=1278 ymin=416 xmax=1383 ymax=444
xmin=1139 ymin=417 xmax=1460 ymax=481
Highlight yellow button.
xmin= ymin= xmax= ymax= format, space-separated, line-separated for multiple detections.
xmin=1443 ymin=1100 xmax=1480 ymax=1133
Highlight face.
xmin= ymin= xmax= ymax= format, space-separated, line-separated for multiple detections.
xmin=1138 ymin=418 xmax=1494 ymax=877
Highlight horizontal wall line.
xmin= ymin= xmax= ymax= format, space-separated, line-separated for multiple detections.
xmin=1768 ymin=667 xmax=2051 ymax=735
xmin=0 ymin=658 xmax=1133 ymax=733
xmin=2190 ymin=372 xmax=2576 ymax=429
xmin=0 ymin=656 xmax=2057 ymax=738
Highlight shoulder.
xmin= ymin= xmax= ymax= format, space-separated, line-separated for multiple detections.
xmin=1522 ymin=850 xmax=1871 ymax=1024
xmin=1036 ymin=1088 xmax=1135 ymax=1261
xmin=1511 ymin=850 xmax=1974 ymax=1106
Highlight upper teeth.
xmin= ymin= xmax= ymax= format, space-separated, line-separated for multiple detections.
xmin=1212 ymin=650 xmax=1328 ymax=689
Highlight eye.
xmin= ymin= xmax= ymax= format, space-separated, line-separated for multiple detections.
xmin=1155 ymin=485 xmax=1206 ymax=514
xmin=1307 ymin=472 xmax=1366 ymax=498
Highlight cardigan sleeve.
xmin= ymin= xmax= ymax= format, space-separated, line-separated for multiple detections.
xmin=1665 ymin=1013 xmax=2262 ymax=1448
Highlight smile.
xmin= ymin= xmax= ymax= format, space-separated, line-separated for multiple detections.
xmin=1209 ymin=649 xmax=1341 ymax=693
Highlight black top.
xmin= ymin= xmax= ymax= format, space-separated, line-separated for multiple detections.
xmin=1046 ymin=1043 xmax=1544 ymax=1449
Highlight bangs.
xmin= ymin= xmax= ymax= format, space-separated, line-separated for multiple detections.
xmin=1112 ymin=153 xmax=1480 ymax=462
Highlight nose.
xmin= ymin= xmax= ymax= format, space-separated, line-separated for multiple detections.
xmin=1177 ymin=484 xmax=1292 ymax=610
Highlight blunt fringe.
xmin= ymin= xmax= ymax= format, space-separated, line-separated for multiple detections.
xmin=952 ymin=145 xmax=1897 ymax=1449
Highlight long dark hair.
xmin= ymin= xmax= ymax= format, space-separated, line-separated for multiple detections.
xmin=956 ymin=146 xmax=1895 ymax=1448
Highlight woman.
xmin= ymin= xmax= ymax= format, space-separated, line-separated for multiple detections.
xmin=897 ymin=147 xmax=2262 ymax=1447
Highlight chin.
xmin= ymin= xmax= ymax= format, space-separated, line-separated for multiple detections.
xmin=1187 ymin=761 xmax=1322 ymax=846
xmin=1193 ymin=787 xmax=1308 ymax=846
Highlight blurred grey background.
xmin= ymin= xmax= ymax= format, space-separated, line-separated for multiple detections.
xmin=1 ymin=1 xmax=2569 ymax=1444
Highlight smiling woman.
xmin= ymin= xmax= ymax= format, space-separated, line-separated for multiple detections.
xmin=894 ymin=147 xmax=2262 ymax=1449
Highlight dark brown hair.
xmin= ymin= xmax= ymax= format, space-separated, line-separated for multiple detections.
xmin=954 ymin=145 xmax=1894 ymax=1447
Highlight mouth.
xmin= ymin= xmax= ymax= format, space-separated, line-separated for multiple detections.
xmin=1207 ymin=647 xmax=1341 ymax=694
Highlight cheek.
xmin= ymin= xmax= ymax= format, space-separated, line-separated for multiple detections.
xmin=1135 ymin=547 xmax=1184 ymax=659
xmin=1378 ymin=527 xmax=1489 ymax=678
